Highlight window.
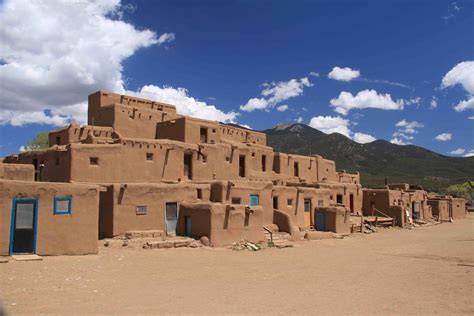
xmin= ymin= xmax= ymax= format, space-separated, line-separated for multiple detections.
xmin=336 ymin=194 xmax=343 ymax=204
xmin=231 ymin=198 xmax=241 ymax=204
xmin=54 ymin=196 xmax=72 ymax=214
xmin=288 ymin=199 xmax=293 ymax=206
xmin=261 ymin=155 xmax=267 ymax=172
xmin=304 ymin=199 xmax=311 ymax=212
xmin=251 ymin=152 xmax=255 ymax=157
xmin=294 ymin=162 xmax=299 ymax=177
xmin=146 ymin=153 xmax=153 ymax=161
xmin=239 ymin=155 xmax=246 ymax=177
xmin=56 ymin=136 xmax=61 ymax=145
xmin=200 ymin=127 xmax=208 ymax=143
xmin=136 ymin=205 xmax=147 ymax=215
xmin=184 ymin=153 xmax=192 ymax=180
xmin=90 ymin=157 xmax=99 ymax=165
xmin=197 ymin=189 xmax=203 ymax=199
xmin=318 ymin=200 xmax=324 ymax=207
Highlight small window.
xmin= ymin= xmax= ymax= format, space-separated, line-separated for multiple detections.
xmin=197 ymin=189 xmax=203 ymax=199
xmin=261 ymin=155 xmax=266 ymax=172
xmin=336 ymin=194 xmax=343 ymax=204
xmin=231 ymin=198 xmax=241 ymax=204
xmin=251 ymin=152 xmax=255 ymax=157
xmin=273 ymin=196 xmax=279 ymax=209
xmin=54 ymin=196 xmax=72 ymax=214
xmin=146 ymin=153 xmax=153 ymax=161
xmin=136 ymin=205 xmax=147 ymax=215
xmin=212 ymin=129 xmax=216 ymax=133
xmin=56 ymin=136 xmax=61 ymax=145
xmin=287 ymin=199 xmax=293 ymax=206
xmin=90 ymin=157 xmax=99 ymax=165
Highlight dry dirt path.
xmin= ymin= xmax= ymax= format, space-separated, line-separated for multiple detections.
xmin=1 ymin=216 xmax=473 ymax=315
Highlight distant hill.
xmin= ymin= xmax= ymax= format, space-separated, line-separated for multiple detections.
xmin=261 ymin=123 xmax=474 ymax=191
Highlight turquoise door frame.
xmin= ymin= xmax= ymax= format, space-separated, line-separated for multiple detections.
xmin=315 ymin=212 xmax=326 ymax=231
xmin=249 ymin=195 xmax=259 ymax=206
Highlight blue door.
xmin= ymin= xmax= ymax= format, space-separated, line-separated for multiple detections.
xmin=10 ymin=198 xmax=38 ymax=255
xmin=315 ymin=212 xmax=326 ymax=231
xmin=249 ymin=195 xmax=259 ymax=206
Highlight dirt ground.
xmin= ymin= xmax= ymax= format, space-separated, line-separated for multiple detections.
xmin=1 ymin=216 xmax=473 ymax=315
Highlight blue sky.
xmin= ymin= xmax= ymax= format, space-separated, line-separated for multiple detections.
xmin=0 ymin=0 xmax=473 ymax=157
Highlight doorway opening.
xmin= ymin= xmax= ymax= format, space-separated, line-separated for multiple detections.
xmin=184 ymin=153 xmax=193 ymax=180
xmin=10 ymin=198 xmax=38 ymax=255
xmin=165 ymin=202 xmax=178 ymax=236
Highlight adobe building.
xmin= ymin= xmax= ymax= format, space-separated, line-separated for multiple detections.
xmin=0 ymin=91 xmax=393 ymax=255
xmin=362 ymin=183 xmax=431 ymax=227
xmin=427 ymin=195 xmax=467 ymax=221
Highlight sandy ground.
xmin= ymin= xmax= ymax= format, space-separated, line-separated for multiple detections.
xmin=1 ymin=216 xmax=473 ymax=315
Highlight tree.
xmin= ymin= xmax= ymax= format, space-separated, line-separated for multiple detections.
xmin=23 ymin=132 xmax=49 ymax=151
xmin=447 ymin=182 xmax=473 ymax=201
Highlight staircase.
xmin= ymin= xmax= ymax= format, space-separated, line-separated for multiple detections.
xmin=263 ymin=227 xmax=293 ymax=248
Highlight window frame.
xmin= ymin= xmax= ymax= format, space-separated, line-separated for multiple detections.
xmin=54 ymin=196 xmax=72 ymax=215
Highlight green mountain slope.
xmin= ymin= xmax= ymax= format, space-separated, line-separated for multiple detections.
xmin=262 ymin=123 xmax=474 ymax=191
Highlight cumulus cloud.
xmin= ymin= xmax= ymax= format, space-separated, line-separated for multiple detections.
xmin=0 ymin=0 xmax=235 ymax=126
xmin=276 ymin=105 xmax=289 ymax=112
xmin=449 ymin=148 xmax=465 ymax=155
xmin=129 ymin=85 xmax=238 ymax=122
xmin=454 ymin=96 xmax=474 ymax=112
xmin=430 ymin=96 xmax=438 ymax=109
xmin=390 ymin=137 xmax=410 ymax=146
xmin=309 ymin=116 xmax=351 ymax=138
xmin=308 ymin=115 xmax=376 ymax=143
xmin=390 ymin=119 xmax=424 ymax=145
xmin=463 ymin=150 xmax=474 ymax=157
xmin=442 ymin=61 xmax=474 ymax=112
xmin=434 ymin=133 xmax=452 ymax=142
xmin=353 ymin=132 xmax=376 ymax=144
xmin=328 ymin=67 xmax=360 ymax=82
xmin=240 ymin=77 xmax=312 ymax=112
xmin=329 ymin=89 xmax=415 ymax=115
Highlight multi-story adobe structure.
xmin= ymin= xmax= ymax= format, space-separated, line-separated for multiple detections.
xmin=1 ymin=91 xmax=362 ymax=256
xmin=362 ymin=183 xmax=431 ymax=227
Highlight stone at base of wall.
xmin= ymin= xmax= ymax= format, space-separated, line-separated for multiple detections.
xmin=304 ymin=231 xmax=334 ymax=240
xmin=143 ymin=238 xmax=197 ymax=249
xmin=125 ymin=230 xmax=164 ymax=239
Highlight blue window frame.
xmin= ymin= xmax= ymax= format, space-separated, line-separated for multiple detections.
xmin=249 ymin=195 xmax=259 ymax=206
xmin=54 ymin=196 xmax=72 ymax=214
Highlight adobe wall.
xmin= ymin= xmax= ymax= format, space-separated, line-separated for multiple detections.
xmin=103 ymin=182 xmax=210 ymax=237
xmin=314 ymin=206 xmax=351 ymax=233
xmin=49 ymin=123 xmax=115 ymax=147
xmin=0 ymin=162 xmax=34 ymax=181
xmin=219 ymin=124 xmax=267 ymax=146
xmin=0 ymin=179 xmax=99 ymax=256
xmin=428 ymin=199 xmax=450 ymax=220
xmin=450 ymin=198 xmax=466 ymax=219
xmin=178 ymin=202 xmax=265 ymax=246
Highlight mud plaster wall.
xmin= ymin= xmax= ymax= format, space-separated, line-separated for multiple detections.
xmin=428 ymin=200 xmax=450 ymax=220
xmin=12 ymin=149 xmax=72 ymax=183
xmin=178 ymin=202 xmax=265 ymax=246
xmin=106 ymin=183 xmax=211 ymax=237
xmin=0 ymin=180 xmax=99 ymax=256
xmin=0 ymin=163 xmax=34 ymax=181
xmin=450 ymin=198 xmax=466 ymax=219
xmin=314 ymin=206 xmax=351 ymax=233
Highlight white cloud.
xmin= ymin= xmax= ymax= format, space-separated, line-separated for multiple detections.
xmin=390 ymin=119 xmax=424 ymax=145
xmin=454 ymin=96 xmax=474 ymax=112
xmin=395 ymin=119 xmax=424 ymax=134
xmin=295 ymin=117 xmax=304 ymax=123
xmin=434 ymin=133 xmax=452 ymax=142
xmin=463 ymin=150 xmax=474 ymax=157
xmin=442 ymin=61 xmax=474 ymax=112
xmin=0 ymin=0 xmax=235 ymax=126
xmin=330 ymin=89 xmax=408 ymax=115
xmin=328 ymin=67 xmax=360 ymax=82
xmin=129 ymin=85 xmax=238 ymax=123
xmin=353 ymin=132 xmax=376 ymax=144
xmin=309 ymin=72 xmax=320 ymax=77
xmin=468 ymin=116 xmax=474 ymax=120
xmin=449 ymin=148 xmax=465 ymax=155
xmin=390 ymin=137 xmax=409 ymax=146
xmin=156 ymin=32 xmax=175 ymax=45
xmin=276 ymin=105 xmax=289 ymax=112
xmin=308 ymin=116 xmax=351 ymax=138
xmin=18 ymin=146 xmax=26 ymax=153
xmin=430 ymin=96 xmax=438 ymax=109
xmin=240 ymin=77 xmax=312 ymax=112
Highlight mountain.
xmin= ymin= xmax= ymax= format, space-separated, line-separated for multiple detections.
xmin=262 ymin=123 xmax=474 ymax=191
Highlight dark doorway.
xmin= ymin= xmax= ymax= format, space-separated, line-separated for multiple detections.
xmin=10 ymin=198 xmax=37 ymax=254
xmin=239 ymin=155 xmax=246 ymax=177
xmin=200 ymin=127 xmax=208 ymax=143
xmin=273 ymin=196 xmax=279 ymax=209
xmin=261 ymin=155 xmax=266 ymax=172
xmin=165 ymin=202 xmax=178 ymax=236
xmin=294 ymin=162 xmax=299 ymax=177
xmin=184 ymin=153 xmax=193 ymax=180
xmin=33 ymin=158 xmax=39 ymax=181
